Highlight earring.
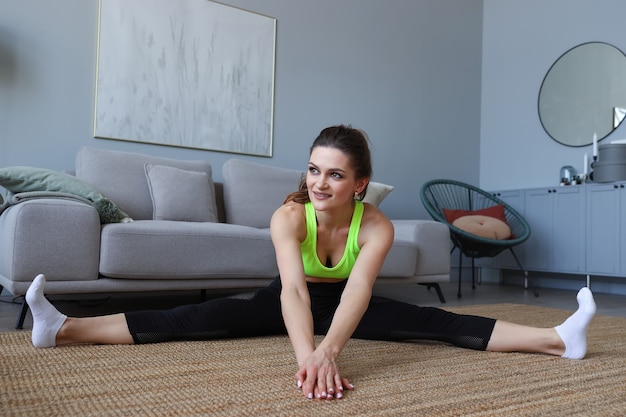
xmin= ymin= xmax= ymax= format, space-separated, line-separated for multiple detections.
xmin=354 ymin=191 xmax=359 ymax=197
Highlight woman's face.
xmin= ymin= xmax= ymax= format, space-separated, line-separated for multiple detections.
xmin=306 ymin=146 xmax=367 ymax=211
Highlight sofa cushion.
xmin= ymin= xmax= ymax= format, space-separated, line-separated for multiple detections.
xmin=0 ymin=166 xmax=130 ymax=223
xmin=379 ymin=237 xmax=418 ymax=277
xmin=99 ymin=221 xmax=278 ymax=279
xmin=145 ymin=164 xmax=218 ymax=222
xmin=76 ymin=147 xmax=216 ymax=221
xmin=223 ymin=159 xmax=395 ymax=228
xmin=0 ymin=199 xmax=101 ymax=282
xmin=223 ymin=159 xmax=302 ymax=228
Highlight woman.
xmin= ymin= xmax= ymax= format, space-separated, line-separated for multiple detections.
xmin=26 ymin=125 xmax=596 ymax=401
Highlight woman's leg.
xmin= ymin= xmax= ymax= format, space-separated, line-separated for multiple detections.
xmin=58 ymin=315 xmax=132 ymax=346
xmin=25 ymin=274 xmax=129 ymax=347
xmin=350 ymin=287 xmax=596 ymax=359
xmin=487 ymin=287 xmax=596 ymax=359
xmin=26 ymin=274 xmax=285 ymax=348
xmin=125 ymin=279 xmax=284 ymax=344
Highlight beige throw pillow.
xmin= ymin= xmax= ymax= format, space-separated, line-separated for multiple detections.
xmin=362 ymin=182 xmax=394 ymax=206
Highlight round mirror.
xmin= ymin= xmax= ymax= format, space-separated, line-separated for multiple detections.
xmin=538 ymin=42 xmax=626 ymax=147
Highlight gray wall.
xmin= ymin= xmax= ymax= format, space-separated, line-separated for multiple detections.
xmin=481 ymin=0 xmax=626 ymax=191
xmin=0 ymin=0 xmax=483 ymax=220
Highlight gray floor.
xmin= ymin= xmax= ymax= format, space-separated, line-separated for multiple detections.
xmin=1 ymin=279 xmax=625 ymax=332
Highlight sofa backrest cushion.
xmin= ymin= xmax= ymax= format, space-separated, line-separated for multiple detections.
xmin=76 ymin=147 xmax=216 ymax=221
xmin=222 ymin=159 xmax=302 ymax=228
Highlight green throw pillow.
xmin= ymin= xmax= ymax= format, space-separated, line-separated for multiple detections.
xmin=0 ymin=166 xmax=131 ymax=223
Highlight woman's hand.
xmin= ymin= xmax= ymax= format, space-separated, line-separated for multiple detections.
xmin=295 ymin=349 xmax=354 ymax=400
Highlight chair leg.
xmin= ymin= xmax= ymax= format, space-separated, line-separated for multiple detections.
xmin=508 ymin=248 xmax=538 ymax=297
xmin=471 ymin=257 xmax=476 ymax=290
xmin=457 ymin=250 xmax=463 ymax=298
xmin=15 ymin=301 xmax=29 ymax=330
xmin=419 ymin=283 xmax=446 ymax=303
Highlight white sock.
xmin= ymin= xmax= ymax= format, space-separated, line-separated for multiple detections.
xmin=554 ymin=287 xmax=596 ymax=360
xmin=25 ymin=274 xmax=67 ymax=348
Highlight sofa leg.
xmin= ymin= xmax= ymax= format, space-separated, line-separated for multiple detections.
xmin=419 ymin=283 xmax=446 ymax=304
xmin=15 ymin=301 xmax=29 ymax=330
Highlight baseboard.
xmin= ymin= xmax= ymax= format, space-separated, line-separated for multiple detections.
xmin=468 ymin=267 xmax=626 ymax=296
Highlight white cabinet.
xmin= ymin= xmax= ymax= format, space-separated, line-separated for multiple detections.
xmin=622 ymin=186 xmax=626 ymax=275
xmin=478 ymin=184 xmax=626 ymax=283
xmin=522 ymin=186 xmax=585 ymax=273
xmin=586 ymin=182 xmax=626 ymax=276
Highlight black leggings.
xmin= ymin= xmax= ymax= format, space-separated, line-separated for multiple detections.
xmin=126 ymin=277 xmax=496 ymax=350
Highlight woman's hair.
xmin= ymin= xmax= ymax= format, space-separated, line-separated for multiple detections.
xmin=284 ymin=125 xmax=372 ymax=204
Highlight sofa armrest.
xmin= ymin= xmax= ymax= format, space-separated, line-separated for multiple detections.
xmin=391 ymin=220 xmax=451 ymax=278
xmin=0 ymin=199 xmax=101 ymax=293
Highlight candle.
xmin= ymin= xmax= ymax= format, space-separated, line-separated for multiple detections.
xmin=593 ymin=132 xmax=598 ymax=160
xmin=584 ymin=153 xmax=588 ymax=175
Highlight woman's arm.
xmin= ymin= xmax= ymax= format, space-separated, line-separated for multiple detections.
xmin=270 ymin=204 xmax=316 ymax=367
xmin=308 ymin=208 xmax=394 ymax=397
xmin=271 ymin=203 xmax=394 ymax=400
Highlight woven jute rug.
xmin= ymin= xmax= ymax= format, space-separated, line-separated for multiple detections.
xmin=1 ymin=304 xmax=625 ymax=416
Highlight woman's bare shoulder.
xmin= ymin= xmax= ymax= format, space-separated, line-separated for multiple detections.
xmin=271 ymin=202 xmax=307 ymax=238
xmin=273 ymin=201 xmax=305 ymax=220
xmin=359 ymin=203 xmax=394 ymax=242
xmin=361 ymin=202 xmax=392 ymax=225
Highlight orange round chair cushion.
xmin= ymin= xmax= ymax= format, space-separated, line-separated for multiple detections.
xmin=452 ymin=215 xmax=512 ymax=240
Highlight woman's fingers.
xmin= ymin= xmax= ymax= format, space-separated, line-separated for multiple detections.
xmin=295 ymin=360 xmax=353 ymax=400
xmin=316 ymin=370 xmax=328 ymax=399
xmin=315 ymin=367 xmax=348 ymax=400
xmin=331 ymin=373 xmax=344 ymax=399
xmin=295 ymin=368 xmax=316 ymax=399
xmin=325 ymin=372 xmax=338 ymax=399
xmin=304 ymin=370 xmax=317 ymax=399
xmin=295 ymin=368 xmax=305 ymax=390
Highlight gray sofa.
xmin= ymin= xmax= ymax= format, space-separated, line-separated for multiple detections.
xmin=0 ymin=147 xmax=450 ymax=328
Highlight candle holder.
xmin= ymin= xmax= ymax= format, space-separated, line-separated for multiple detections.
xmin=559 ymin=165 xmax=577 ymax=185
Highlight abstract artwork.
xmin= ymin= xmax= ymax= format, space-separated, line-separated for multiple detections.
xmin=94 ymin=0 xmax=276 ymax=156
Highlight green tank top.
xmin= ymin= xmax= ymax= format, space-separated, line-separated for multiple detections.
xmin=301 ymin=200 xmax=363 ymax=279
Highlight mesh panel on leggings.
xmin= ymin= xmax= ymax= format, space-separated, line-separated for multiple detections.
xmin=132 ymin=330 xmax=230 ymax=344
xmin=390 ymin=331 xmax=493 ymax=351
xmin=453 ymin=334 xmax=492 ymax=351
xmin=354 ymin=298 xmax=497 ymax=351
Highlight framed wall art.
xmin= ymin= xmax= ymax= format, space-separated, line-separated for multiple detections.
xmin=94 ymin=0 xmax=276 ymax=156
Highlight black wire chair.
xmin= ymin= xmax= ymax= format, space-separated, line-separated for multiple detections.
xmin=420 ymin=179 xmax=534 ymax=298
